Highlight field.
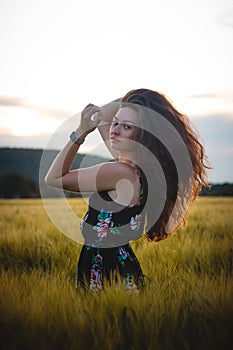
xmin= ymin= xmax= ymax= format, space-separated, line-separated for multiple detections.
xmin=0 ymin=197 xmax=232 ymax=350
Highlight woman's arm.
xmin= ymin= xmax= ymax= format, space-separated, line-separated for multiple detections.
xmin=45 ymin=104 xmax=100 ymax=190
xmin=97 ymin=99 xmax=121 ymax=159
xmin=45 ymin=103 xmax=135 ymax=194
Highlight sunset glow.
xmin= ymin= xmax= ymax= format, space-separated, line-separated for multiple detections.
xmin=0 ymin=0 xmax=232 ymax=182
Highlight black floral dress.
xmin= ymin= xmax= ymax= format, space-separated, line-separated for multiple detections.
xmin=76 ymin=182 xmax=146 ymax=293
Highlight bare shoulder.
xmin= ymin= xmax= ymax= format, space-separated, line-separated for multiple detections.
xmin=89 ymin=161 xmax=137 ymax=194
xmin=98 ymin=161 xmax=136 ymax=179
xmin=60 ymin=161 xmax=137 ymax=193
xmin=100 ymin=162 xmax=141 ymax=206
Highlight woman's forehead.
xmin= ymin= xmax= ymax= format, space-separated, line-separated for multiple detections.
xmin=114 ymin=107 xmax=137 ymax=122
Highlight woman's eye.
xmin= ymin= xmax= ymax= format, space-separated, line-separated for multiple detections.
xmin=123 ymin=124 xmax=131 ymax=130
xmin=112 ymin=121 xmax=132 ymax=129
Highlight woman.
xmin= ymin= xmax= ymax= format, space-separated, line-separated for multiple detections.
xmin=45 ymin=88 xmax=209 ymax=293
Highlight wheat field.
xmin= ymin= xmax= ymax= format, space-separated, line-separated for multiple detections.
xmin=0 ymin=197 xmax=232 ymax=350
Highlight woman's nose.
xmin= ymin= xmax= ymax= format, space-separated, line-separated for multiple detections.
xmin=112 ymin=123 xmax=121 ymax=134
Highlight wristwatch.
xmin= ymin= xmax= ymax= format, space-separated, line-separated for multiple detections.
xmin=70 ymin=131 xmax=85 ymax=145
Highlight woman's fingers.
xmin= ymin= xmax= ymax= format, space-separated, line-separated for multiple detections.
xmin=80 ymin=104 xmax=102 ymax=132
xmin=82 ymin=104 xmax=100 ymax=117
xmin=91 ymin=112 xmax=99 ymax=121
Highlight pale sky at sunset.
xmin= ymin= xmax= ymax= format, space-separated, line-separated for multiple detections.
xmin=0 ymin=0 xmax=233 ymax=183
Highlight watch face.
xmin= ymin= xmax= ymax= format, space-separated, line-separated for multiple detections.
xmin=70 ymin=131 xmax=77 ymax=142
xmin=70 ymin=131 xmax=84 ymax=144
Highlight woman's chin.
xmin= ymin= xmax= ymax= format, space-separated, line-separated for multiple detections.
xmin=110 ymin=140 xmax=120 ymax=149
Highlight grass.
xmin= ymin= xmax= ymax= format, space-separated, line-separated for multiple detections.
xmin=0 ymin=197 xmax=232 ymax=350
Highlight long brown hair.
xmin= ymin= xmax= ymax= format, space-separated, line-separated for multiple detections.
xmin=121 ymin=88 xmax=209 ymax=241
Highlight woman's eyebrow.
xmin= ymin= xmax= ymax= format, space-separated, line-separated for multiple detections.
xmin=113 ymin=116 xmax=134 ymax=124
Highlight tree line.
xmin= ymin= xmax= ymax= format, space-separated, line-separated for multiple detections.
xmin=0 ymin=172 xmax=233 ymax=198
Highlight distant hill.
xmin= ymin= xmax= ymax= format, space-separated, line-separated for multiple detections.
xmin=0 ymin=147 xmax=111 ymax=198
xmin=0 ymin=148 xmax=232 ymax=198
xmin=0 ymin=147 xmax=111 ymax=182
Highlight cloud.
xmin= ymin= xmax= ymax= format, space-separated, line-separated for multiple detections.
xmin=0 ymin=127 xmax=12 ymax=134
xmin=0 ymin=94 xmax=72 ymax=121
xmin=0 ymin=133 xmax=52 ymax=149
xmin=187 ymin=93 xmax=233 ymax=108
xmin=191 ymin=113 xmax=233 ymax=180
xmin=0 ymin=96 xmax=26 ymax=107
xmin=192 ymin=113 xmax=233 ymax=140
xmin=185 ymin=113 xmax=233 ymax=182
xmin=36 ymin=106 xmax=72 ymax=121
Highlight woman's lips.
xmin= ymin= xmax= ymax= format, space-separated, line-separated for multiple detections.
xmin=110 ymin=137 xmax=120 ymax=142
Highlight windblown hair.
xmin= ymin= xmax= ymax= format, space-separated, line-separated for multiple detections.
xmin=121 ymin=88 xmax=209 ymax=241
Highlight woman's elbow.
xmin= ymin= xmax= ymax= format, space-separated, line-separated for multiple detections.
xmin=44 ymin=174 xmax=52 ymax=187
xmin=44 ymin=174 xmax=59 ymax=188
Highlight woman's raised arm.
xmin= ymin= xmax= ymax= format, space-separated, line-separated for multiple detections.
xmin=45 ymin=103 xmax=136 ymax=194
xmin=97 ymin=99 xmax=120 ymax=159
xmin=45 ymin=104 xmax=101 ymax=191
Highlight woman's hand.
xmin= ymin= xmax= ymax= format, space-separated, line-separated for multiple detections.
xmin=77 ymin=104 xmax=102 ymax=137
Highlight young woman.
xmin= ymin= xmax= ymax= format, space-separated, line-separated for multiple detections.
xmin=45 ymin=88 xmax=209 ymax=293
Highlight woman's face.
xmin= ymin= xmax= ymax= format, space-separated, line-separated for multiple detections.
xmin=110 ymin=107 xmax=137 ymax=151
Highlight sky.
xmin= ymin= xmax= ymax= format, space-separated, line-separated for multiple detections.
xmin=0 ymin=0 xmax=233 ymax=183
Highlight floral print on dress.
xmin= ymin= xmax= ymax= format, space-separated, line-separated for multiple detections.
xmin=124 ymin=273 xmax=139 ymax=294
xmin=76 ymin=188 xmax=145 ymax=292
xmin=90 ymin=253 xmax=103 ymax=292
xmin=93 ymin=209 xmax=120 ymax=241
xmin=130 ymin=214 xmax=142 ymax=231
xmin=117 ymin=247 xmax=134 ymax=267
